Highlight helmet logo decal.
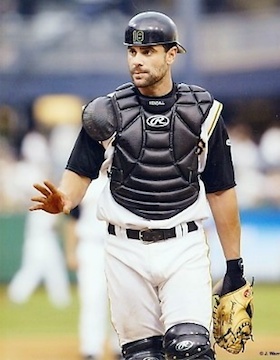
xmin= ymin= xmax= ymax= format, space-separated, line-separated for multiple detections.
xmin=146 ymin=115 xmax=170 ymax=127
xmin=133 ymin=30 xmax=144 ymax=44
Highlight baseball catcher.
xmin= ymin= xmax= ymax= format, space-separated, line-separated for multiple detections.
xmin=30 ymin=10 xmax=252 ymax=360
xmin=212 ymin=258 xmax=254 ymax=354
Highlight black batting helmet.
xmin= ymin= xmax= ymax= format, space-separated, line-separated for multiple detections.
xmin=124 ymin=11 xmax=186 ymax=54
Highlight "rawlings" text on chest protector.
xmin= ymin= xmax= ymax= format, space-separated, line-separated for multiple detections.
xmin=109 ymin=83 xmax=213 ymax=220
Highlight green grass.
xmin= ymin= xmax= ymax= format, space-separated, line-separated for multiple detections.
xmin=0 ymin=285 xmax=79 ymax=337
xmin=252 ymin=282 xmax=280 ymax=335
xmin=0 ymin=283 xmax=279 ymax=338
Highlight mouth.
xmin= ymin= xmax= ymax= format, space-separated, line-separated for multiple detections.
xmin=132 ymin=71 xmax=148 ymax=80
xmin=132 ymin=69 xmax=147 ymax=75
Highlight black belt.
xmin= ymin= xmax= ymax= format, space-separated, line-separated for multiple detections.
xmin=108 ymin=221 xmax=198 ymax=242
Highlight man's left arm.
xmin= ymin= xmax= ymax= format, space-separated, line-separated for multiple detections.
xmin=209 ymin=188 xmax=254 ymax=355
xmin=201 ymin=115 xmax=246 ymax=294
xmin=206 ymin=187 xmax=241 ymax=261
xmin=202 ymin=112 xmax=253 ymax=354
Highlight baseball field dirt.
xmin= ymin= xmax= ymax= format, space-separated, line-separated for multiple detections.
xmin=1 ymin=335 xmax=279 ymax=360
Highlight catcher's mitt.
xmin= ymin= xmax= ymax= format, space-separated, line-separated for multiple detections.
xmin=213 ymin=281 xmax=254 ymax=354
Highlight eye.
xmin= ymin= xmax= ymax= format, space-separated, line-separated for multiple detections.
xmin=128 ymin=48 xmax=136 ymax=56
xmin=142 ymin=48 xmax=152 ymax=56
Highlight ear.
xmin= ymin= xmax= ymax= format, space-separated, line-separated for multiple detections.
xmin=166 ymin=46 xmax=178 ymax=65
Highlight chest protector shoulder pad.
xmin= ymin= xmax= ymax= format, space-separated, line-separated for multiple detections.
xmin=109 ymin=82 xmax=213 ymax=220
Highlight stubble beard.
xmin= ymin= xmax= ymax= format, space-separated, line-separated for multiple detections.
xmin=131 ymin=70 xmax=166 ymax=89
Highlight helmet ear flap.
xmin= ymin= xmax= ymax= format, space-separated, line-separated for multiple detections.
xmin=124 ymin=11 xmax=186 ymax=54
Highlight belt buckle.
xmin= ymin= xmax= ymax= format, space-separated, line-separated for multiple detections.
xmin=139 ymin=229 xmax=153 ymax=244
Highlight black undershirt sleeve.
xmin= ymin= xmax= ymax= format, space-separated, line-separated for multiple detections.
xmin=65 ymin=127 xmax=105 ymax=180
xmin=201 ymin=116 xmax=236 ymax=193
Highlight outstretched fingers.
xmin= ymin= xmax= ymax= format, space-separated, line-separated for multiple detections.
xmin=33 ymin=180 xmax=57 ymax=197
xmin=30 ymin=195 xmax=48 ymax=203
xmin=29 ymin=203 xmax=45 ymax=211
xmin=32 ymin=184 xmax=50 ymax=198
xmin=43 ymin=180 xmax=59 ymax=194
xmin=29 ymin=195 xmax=48 ymax=211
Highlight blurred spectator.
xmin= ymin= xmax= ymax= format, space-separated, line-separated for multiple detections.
xmin=0 ymin=0 xmax=17 ymax=16
xmin=75 ymin=0 xmax=120 ymax=19
xmin=259 ymin=125 xmax=280 ymax=207
xmin=0 ymin=104 xmax=24 ymax=157
xmin=49 ymin=123 xmax=80 ymax=182
xmin=7 ymin=130 xmax=71 ymax=307
xmin=201 ymin=0 xmax=280 ymax=13
xmin=259 ymin=125 xmax=280 ymax=171
xmin=228 ymin=122 xmax=265 ymax=208
xmin=32 ymin=93 xmax=82 ymax=181
xmin=0 ymin=137 xmax=17 ymax=212
xmin=0 ymin=104 xmax=34 ymax=211
xmin=11 ymin=130 xmax=51 ymax=207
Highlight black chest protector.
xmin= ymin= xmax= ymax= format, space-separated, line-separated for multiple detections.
xmin=109 ymin=83 xmax=213 ymax=220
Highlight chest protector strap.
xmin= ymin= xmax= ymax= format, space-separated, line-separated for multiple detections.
xmin=109 ymin=83 xmax=213 ymax=220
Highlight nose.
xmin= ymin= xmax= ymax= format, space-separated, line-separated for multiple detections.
xmin=131 ymin=52 xmax=144 ymax=67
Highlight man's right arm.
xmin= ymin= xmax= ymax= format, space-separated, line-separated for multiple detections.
xmin=58 ymin=169 xmax=91 ymax=211
xmin=30 ymin=170 xmax=91 ymax=215
xmin=30 ymin=127 xmax=104 ymax=214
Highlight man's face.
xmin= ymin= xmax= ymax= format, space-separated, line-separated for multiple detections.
xmin=127 ymin=45 xmax=176 ymax=90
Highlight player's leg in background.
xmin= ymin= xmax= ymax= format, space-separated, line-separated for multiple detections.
xmin=77 ymin=239 xmax=115 ymax=359
xmin=7 ymin=260 xmax=43 ymax=304
xmin=43 ymin=233 xmax=71 ymax=308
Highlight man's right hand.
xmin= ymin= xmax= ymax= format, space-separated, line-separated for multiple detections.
xmin=29 ymin=180 xmax=72 ymax=215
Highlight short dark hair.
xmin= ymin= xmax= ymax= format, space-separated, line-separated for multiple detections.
xmin=162 ymin=43 xmax=178 ymax=52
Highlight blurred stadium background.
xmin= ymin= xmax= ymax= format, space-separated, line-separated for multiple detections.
xmin=0 ymin=0 xmax=280 ymax=359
